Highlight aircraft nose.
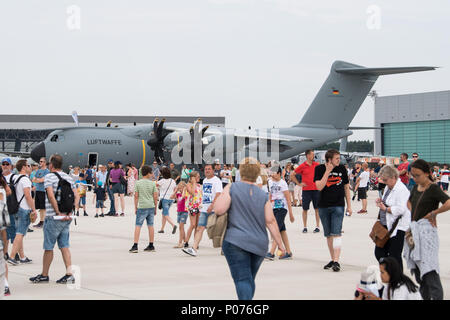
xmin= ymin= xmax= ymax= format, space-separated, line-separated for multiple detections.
xmin=31 ymin=142 xmax=46 ymax=163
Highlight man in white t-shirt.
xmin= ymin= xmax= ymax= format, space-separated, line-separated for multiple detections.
xmin=183 ymin=164 xmax=222 ymax=257
xmin=355 ymin=162 xmax=370 ymax=214
xmin=440 ymin=164 xmax=450 ymax=192
xmin=6 ymin=160 xmax=36 ymax=266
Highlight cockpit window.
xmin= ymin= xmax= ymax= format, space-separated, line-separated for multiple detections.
xmin=50 ymin=134 xmax=64 ymax=142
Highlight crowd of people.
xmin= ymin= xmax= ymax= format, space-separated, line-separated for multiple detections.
xmin=1 ymin=150 xmax=450 ymax=300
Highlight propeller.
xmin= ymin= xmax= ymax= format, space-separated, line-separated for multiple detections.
xmin=147 ymin=118 xmax=167 ymax=164
xmin=188 ymin=119 xmax=209 ymax=164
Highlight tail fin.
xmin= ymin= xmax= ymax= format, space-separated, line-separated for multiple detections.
xmin=295 ymin=60 xmax=436 ymax=129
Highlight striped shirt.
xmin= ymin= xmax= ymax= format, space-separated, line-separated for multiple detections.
xmin=44 ymin=171 xmax=75 ymax=217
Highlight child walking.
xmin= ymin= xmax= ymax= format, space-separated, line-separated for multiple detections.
xmin=171 ymin=182 xmax=188 ymax=248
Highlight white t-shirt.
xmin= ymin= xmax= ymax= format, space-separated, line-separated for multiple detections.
xmin=268 ymin=179 xmax=289 ymax=209
xmin=220 ymin=170 xmax=232 ymax=184
xmin=157 ymin=178 xmax=176 ymax=199
xmin=440 ymin=169 xmax=450 ymax=183
xmin=201 ymin=176 xmax=223 ymax=212
xmin=359 ymin=171 xmax=370 ymax=188
xmin=382 ymin=284 xmax=422 ymax=300
xmin=12 ymin=174 xmax=32 ymax=210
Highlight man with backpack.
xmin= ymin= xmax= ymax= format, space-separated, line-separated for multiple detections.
xmin=6 ymin=160 xmax=36 ymax=266
xmin=29 ymin=154 xmax=79 ymax=284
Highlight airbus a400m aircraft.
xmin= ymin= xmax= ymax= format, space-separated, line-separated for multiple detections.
xmin=30 ymin=61 xmax=436 ymax=168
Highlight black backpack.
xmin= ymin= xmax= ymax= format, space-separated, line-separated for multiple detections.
xmin=51 ymin=172 xmax=75 ymax=214
xmin=6 ymin=174 xmax=27 ymax=215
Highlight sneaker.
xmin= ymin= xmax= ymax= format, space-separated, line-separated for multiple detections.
xmin=184 ymin=242 xmax=189 ymax=248
xmin=4 ymin=286 xmax=10 ymax=296
xmin=265 ymin=253 xmax=275 ymax=261
xmin=7 ymin=258 xmax=19 ymax=266
xmin=302 ymin=228 xmax=308 ymax=233
xmin=83 ymin=212 xmax=88 ymax=216
xmin=14 ymin=253 xmax=20 ymax=262
xmin=182 ymin=247 xmax=197 ymax=257
xmin=158 ymin=230 xmax=164 ymax=233
xmin=56 ymin=274 xmax=75 ymax=284
xmin=120 ymin=213 xmax=125 ymax=217
xmin=27 ymin=228 xmax=34 ymax=233
xmin=114 ymin=213 xmax=119 ymax=217
xmin=313 ymin=228 xmax=320 ymax=233
xmin=323 ymin=261 xmax=334 ymax=270
xmin=172 ymin=225 xmax=177 ymax=234
xmin=29 ymin=274 xmax=49 ymax=283
xmin=279 ymin=253 xmax=292 ymax=260
xmin=129 ymin=244 xmax=138 ymax=253
xmin=20 ymin=257 xmax=32 ymax=264
xmin=95 ymin=214 xmax=99 ymax=218
xmin=100 ymin=214 xmax=104 ymax=217
xmin=34 ymin=221 xmax=44 ymax=228
xmin=144 ymin=245 xmax=155 ymax=252
xmin=345 ymin=212 xmax=351 ymax=216
xmin=332 ymin=262 xmax=341 ymax=272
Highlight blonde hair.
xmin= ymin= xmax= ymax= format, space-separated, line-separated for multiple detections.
xmin=239 ymin=157 xmax=261 ymax=183
xmin=177 ymin=181 xmax=187 ymax=191
xmin=260 ymin=168 xmax=268 ymax=186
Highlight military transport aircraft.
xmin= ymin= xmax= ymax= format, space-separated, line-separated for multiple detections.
xmin=29 ymin=60 xmax=436 ymax=169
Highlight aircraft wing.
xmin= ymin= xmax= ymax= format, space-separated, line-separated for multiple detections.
xmin=0 ymin=151 xmax=31 ymax=158
xmin=233 ymin=131 xmax=312 ymax=142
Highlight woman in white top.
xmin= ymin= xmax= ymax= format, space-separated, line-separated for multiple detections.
xmin=362 ymin=257 xmax=422 ymax=300
xmin=156 ymin=167 xmax=177 ymax=234
xmin=374 ymin=165 xmax=411 ymax=270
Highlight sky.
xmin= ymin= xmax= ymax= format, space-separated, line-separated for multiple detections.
xmin=0 ymin=0 xmax=449 ymax=141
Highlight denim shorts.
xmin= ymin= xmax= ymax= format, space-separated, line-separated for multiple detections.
xmin=15 ymin=207 xmax=31 ymax=236
xmin=273 ymin=208 xmax=287 ymax=232
xmin=177 ymin=212 xmax=188 ymax=224
xmin=135 ymin=208 xmax=155 ymax=227
xmin=111 ymin=183 xmax=124 ymax=194
xmin=198 ymin=211 xmax=213 ymax=227
xmin=79 ymin=197 xmax=86 ymax=205
xmin=161 ymin=199 xmax=173 ymax=216
xmin=318 ymin=206 xmax=344 ymax=237
xmin=96 ymin=200 xmax=104 ymax=209
xmin=43 ymin=216 xmax=72 ymax=250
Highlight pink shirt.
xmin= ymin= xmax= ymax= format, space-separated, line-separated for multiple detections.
xmin=176 ymin=192 xmax=187 ymax=213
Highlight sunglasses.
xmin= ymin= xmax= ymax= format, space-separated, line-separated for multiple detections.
xmin=412 ymin=156 xmax=418 ymax=158
xmin=2 ymin=163 xmax=10 ymax=166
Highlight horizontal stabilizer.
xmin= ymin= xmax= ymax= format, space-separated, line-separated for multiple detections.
xmin=348 ymin=126 xmax=383 ymax=130
xmin=336 ymin=66 xmax=437 ymax=76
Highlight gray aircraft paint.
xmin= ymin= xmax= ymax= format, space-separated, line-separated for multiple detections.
xmin=30 ymin=61 xmax=436 ymax=169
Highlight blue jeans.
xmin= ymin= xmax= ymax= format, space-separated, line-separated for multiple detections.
xmin=222 ymin=240 xmax=264 ymax=300
xmin=318 ymin=206 xmax=344 ymax=237
xmin=6 ymin=213 xmax=16 ymax=242
xmin=161 ymin=199 xmax=173 ymax=216
xmin=107 ymin=186 xmax=115 ymax=213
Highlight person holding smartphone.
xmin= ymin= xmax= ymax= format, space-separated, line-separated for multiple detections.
xmin=314 ymin=149 xmax=352 ymax=272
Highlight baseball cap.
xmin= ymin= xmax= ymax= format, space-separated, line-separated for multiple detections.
xmin=114 ymin=161 xmax=122 ymax=165
xmin=1 ymin=158 xmax=12 ymax=165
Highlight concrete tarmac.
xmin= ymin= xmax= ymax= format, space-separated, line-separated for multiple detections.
xmin=4 ymin=190 xmax=450 ymax=300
